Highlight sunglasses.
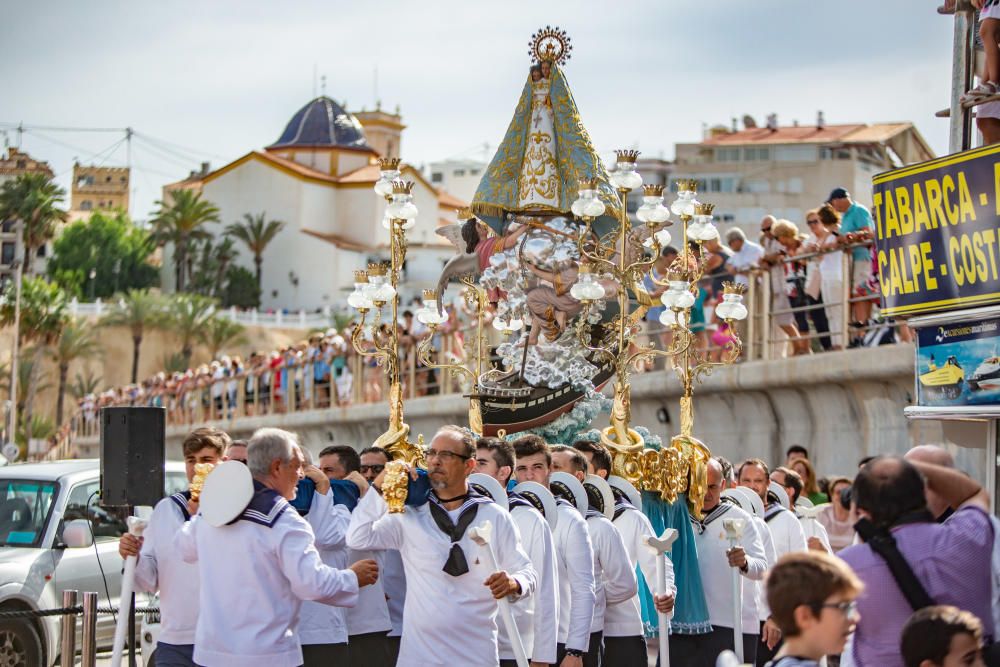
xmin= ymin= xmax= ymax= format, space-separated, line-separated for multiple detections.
xmin=761 ymin=227 xmax=772 ymax=233
xmin=359 ymin=464 xmax=385 ymax=474
xmin=807 ymin=219 xmax=821 ymax=225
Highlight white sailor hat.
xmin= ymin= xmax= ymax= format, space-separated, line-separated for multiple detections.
xmin=608 ymin=475 xmax=642 ymax=513
xmin=468 ymin=473 xmax=508 ymax=508
xmin=722 ymin=486 xmax=764 ymax=519
xmin=583 ymin=474 xmax=615 ymax=521
xmin=768 ymin=481 xmax=791 ymax=509
xmin=512 ymin=481 xmax=559 ymax=531
xmin=795 ymin=495 xmax=814 ymax=509
xmin=549 ymin=472 xmax=588 ymax=516
xmin=200 ymin=460 xmax=254 ymax=527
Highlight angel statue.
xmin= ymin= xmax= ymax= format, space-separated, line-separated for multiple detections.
xmin=434 ymin=211 xmax=528 ymax=309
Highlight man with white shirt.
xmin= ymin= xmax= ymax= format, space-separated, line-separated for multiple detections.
xmin=476 ymin=437 xmax=559 ymax=667
xmin=513 ymin=435 xmax=596 ymax=667
xmin=672 ymin=458 xmax=767 ymax=667
xmin=119 ymin=428 xmax=229 ymax=667
xmin=726 ymin=228 xmax=764 ymax=287
xmin=359 ymin=445 xmax=406 ymax=665
xmin=738 ymin=458 xmax=806 ymax=665
xmin=176 ymin=428 xmax=377 ymax=667
xmin=552 ymin=445 xmax=637 ymax=667
xmin=318 ymin=445 xmax=393 ymax=667
xmin=770 ymin=466 xmax=831 ymax=553
xmin=348 ymin=425 xmax=537 ymax=667
xmin=573 ymin=440 xmax=669 ymax=667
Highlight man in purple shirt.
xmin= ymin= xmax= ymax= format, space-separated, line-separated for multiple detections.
xmin=840 ymin=456 xmax=994 ymax=667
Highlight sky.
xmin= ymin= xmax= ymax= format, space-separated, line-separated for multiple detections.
xmin=0 ymin=0 xmax=955 ymax=221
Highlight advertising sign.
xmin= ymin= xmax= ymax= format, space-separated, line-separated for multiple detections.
xmin=916 ymin=317 xmax=1000 ymax=407
xmin=872 ymin=143 xmax=1000 ymax=317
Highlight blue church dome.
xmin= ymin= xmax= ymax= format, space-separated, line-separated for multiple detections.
xmin=268 ymin=96 xmax=372 ymax=151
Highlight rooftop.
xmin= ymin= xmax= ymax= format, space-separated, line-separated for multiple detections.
xmin=698 ymin=122 xmax=924 ymax=147
xmin=268 ymin=96 xmax=373 ymax=153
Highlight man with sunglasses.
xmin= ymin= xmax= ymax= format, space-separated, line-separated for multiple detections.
xmin=359 ymin=445 xmax=407 ymax=665
xmin=348 ymin=426 xmax=537 ymax=667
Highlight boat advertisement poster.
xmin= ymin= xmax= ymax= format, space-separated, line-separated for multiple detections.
xmin=916 ymin=317 xmax=1000 ymax=406
xmin=872 ymin=143 xmax=1000 ymax=318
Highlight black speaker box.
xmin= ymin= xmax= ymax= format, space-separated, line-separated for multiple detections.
xmin=99 ymin=407 xmax=166 ymax=507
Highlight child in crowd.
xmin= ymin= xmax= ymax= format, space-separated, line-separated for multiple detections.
xmin=764 ymin=551 xmax=864 ymax=667
xmin=901 ymin=606 xmax=985 ymax=667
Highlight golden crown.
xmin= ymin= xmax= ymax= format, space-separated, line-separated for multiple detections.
xmin=422 ymin=289 xmax=437 ymax=301
xmin=694 ymin=203 xmax=715 ymax=216
xmin=367 ymin=263 xmax=388 ymax=276
xmin=615 ymin=149 xmax=641 ymax=163
xmin=676 ymin=179 xmax=699 ymax=193
xmin=578 ymin=262 xmax=593 ymax=273
xmin=378 ymin=157 xmax=401 ymax=171
xmin=578 ymin=177 xmax=599 ymax=190
xmin=722 ymin=281 xmax=748 ymax=296
xmin=529 ymin=26 xmax=572 ymax=66
xmin=391 ymin=180 xmax=414 ymax=195
xmin=353 ymin=270 xmax=369 ymax=283
xmin=643 ymin=184 xmax=665 ymax=197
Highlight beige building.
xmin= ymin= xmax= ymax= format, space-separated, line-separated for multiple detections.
xmin=162 ymin=96 xmax=464 ymax=310
xmin=70 ymin=164 xmax=130 ymax=221
xmin=672 ymin=115 xmax=935 ymax=235
xmin=0 ymin=148 xmax=56 ymax=286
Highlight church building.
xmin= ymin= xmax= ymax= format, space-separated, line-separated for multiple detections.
xmin=163 ymin=97 xmax=463 ymax=311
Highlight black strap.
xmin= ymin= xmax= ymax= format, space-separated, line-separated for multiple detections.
xmin=855 ymin=516 xmax=935 ymax=611
xmin=427 ymin=494 xmax=485 ymax=577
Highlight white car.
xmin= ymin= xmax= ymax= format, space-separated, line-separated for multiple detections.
xmin=0 ymin=459 xmax=185 ymax=667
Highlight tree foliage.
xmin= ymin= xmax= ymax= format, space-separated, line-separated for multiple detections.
xmin=47 ymin=211 xmax=159 ymax=299
xmin=0 ymin=173 xmax=68 ymax=275
xmin=150 ymin=189 xmax=219 ymax=292
xmin=226 ymin=212 xmax=285 ymax=289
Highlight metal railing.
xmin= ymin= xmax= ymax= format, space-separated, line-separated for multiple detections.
xmin=68 ymin=299 xmax=340 ymax=331
xmin=53 ymin=240 xmax=907 ymax=450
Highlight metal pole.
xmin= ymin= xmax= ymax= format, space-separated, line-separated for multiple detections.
xmin=949 ymin=2 xmax=976 ymax=153
xmin=60 ymin=589 xmax=78 ymax=667
xmin=7 ymin=220 xmax=22 ymax=452
xmin=80 ymin=591 xmax=98 ymax=667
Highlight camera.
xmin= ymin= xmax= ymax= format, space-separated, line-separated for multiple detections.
xmin=839 ymin=485 xmax=852 ymax=510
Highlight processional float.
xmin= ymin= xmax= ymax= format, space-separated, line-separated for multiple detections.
xmin=343 ymin=27 xmax=750 ymax=641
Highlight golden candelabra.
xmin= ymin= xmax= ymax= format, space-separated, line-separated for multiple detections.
xmin=415 ymin=280 xmax=488 ymax=435
xmin=571 ymin=153 xmax=749 ymax=516
xmin=346 ymin=158 xmax=426 ymax=467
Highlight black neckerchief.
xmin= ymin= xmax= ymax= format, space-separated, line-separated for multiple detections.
xmin=585 ymin=507 xmax=604 ymax=521
xmin=508 ymin=492 xmax=535 ymax=512
xmin=611 ymin=487 xmax=637 ymax=521
xmin=238 ymin=481 xmax=289 ymax=528
xmin=764 ymin=503 xmax=787 ymax=523
xmin=169 ymin=491 xmax=192 ymax=521
xmin=427 ymin=489 xmax=491 ymax=577
xmin=691 ymin=501 xmax=732 ymax=534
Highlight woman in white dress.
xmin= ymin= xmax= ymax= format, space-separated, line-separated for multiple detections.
xmin=816 ymin=204 xmax=845 ymax=349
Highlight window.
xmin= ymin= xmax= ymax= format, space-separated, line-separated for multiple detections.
xmin=774 ymin=146 xmax=817 ymax=162
xmin=714 ymin=148 xmax=740 ymax=162
xmin=36 ymin=244 xmax=46 ymax=258
xmin=743 ymin=147 xmax=770 ymax=161
xmin=0 ymin=479 xmax=57 ymax=547
xmin=431 ymin=172 xmax=443 ymax=183
xmin=470 ymin=168 xmax=481 ymax=176
xmin=1 ymin=242 xmax=15 ymax=266
xmin=105 ymin=176 xmax=112 ymax=183
xmin=1 ymin=220 xmax=14 ymax=233
xmin=80 ymin=201 xmax=92 ymax=211
xmin=63 ymin=481 xmax=126 ymax=540
xmin=454 ymin=169 xmax=466 ymax=177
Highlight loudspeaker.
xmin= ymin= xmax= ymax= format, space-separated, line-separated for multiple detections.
xmin=100 ymin=407 xmax=166 ymax=507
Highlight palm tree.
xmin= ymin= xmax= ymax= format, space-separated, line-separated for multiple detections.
xmin=68 ymin=369 xmax=102 ymax=401
xmin=163 ymin=293 xmax=217 ymax=366
xmin=0 ymin=173 xmax=68 ymax=275
xmin=51 ymin=318 xmax=101 ymax=425
xmin=100 ymin=289 xmax=164 ymax=383
xmin=150 ymin=189 xmax=219 ymax=292
xmin=226 ymin=212 xmax=285 ymax=291
xmin=200 ymin=316 xmax=247 ymax=358
xmin=0 ymin=278 xmax=68 ymax=450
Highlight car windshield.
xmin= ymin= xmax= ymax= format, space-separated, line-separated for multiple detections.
xmin=0 ymin=480 xmax=57 ymax=547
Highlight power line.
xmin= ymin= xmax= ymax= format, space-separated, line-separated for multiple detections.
xmin=129 ymin=131 xmax=226 ymax=162
xmin=0 ymin=122 xmax=125 ymax=133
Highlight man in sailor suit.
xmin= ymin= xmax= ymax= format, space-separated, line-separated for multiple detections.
xmin=475 ymin=436 xmax=559 ymax=667
xmin=738 ymin=458 xmax=807 ymax=665
xmin=672 ymin=458 xmax=768 ymax=667
xmin=176 ymin=428 xmax=378 ymax=667
xmin=119 ymin=427 xmax=228 ymax=667
xmin=347 ymin=425 xmax=537 ymax=667
xmin=575 ymin=440 xmax=673 ymax=667
xmin=513 ymin=435 xmax=597 ymax=667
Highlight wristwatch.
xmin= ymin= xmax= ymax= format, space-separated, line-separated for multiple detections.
xmin=565 ymin=648 xmax=585 ymax=658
